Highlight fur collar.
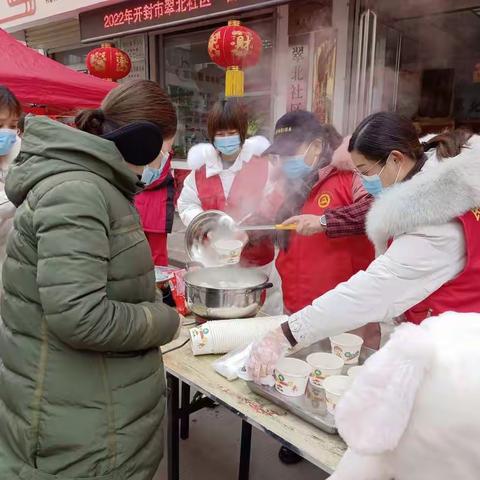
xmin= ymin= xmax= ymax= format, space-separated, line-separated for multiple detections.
xmin=366 ymin=135 xmax=480 ymax=254
xmin=187 ymin=136 xmax=270 ymax=177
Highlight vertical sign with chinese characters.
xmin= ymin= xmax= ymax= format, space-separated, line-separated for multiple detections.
xmin=287 ymin=44 xmax=309 ymax=112
xmin=313 ymin=32 xmax=336 ymax=124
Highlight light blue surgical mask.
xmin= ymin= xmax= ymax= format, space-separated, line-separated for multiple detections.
xmin=360 ymin=154 xmax=401 ymax=197
xmin=141 ymin=150 xmax=170 ymax=186
xmin=281 ymin=155 xmax=313 ymax=179
xmin=360 ymin=173 xmax=384 ymax=197
xmin=214 ymin=134 xmax=241 ymax=156
xmin=0 ymin=129 xmax=17 ymax=156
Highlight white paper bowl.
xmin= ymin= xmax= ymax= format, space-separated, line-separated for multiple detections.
xmin=323 ymin=375 xmax=353 ymax=415
xmin=330 ymin=333 xmax=364 ymax=365
xmin=306 ymin=378 xmax=326 ymax=410
xmin=213 ymin=239 xmax=243 ymax=265
xmin=274 ymin=358 xmax=311 ymax=397
xmin=306 ymin=352 xmax=344 ymax=386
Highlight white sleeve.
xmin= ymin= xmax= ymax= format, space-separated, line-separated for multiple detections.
xmin=177 ymin=171 xmax=204 ymax=227
xmin=288 ymin=221 xmax=466 ymax=346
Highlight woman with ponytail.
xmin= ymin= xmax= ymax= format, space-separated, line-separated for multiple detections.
xmin=248 ymin=111 xmax=480 ymax=384
xmin=0 ymin=80 xmax=180 ymax=479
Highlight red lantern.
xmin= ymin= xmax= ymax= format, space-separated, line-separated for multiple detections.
xmin=208 ymin=20 xmax=262 ymax=97
xmin=86 ymin=43 xmax=131 ymax=82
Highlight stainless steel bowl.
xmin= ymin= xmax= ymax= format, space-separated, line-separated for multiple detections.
xmin=184 ymin=210 xmax=237 ymax=267
xmin=184 ymin=266 xmax=273 ymax=320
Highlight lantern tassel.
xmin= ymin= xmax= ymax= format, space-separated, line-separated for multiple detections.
xmin=225 ymin=66 xmax=244 ymax=97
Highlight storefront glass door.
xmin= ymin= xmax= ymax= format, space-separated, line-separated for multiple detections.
xmin=162 ymin=17 xmax=275 ymax=160
xmin=347 ymin=2 xmax=402 ymax=132
xmin=348 ymin=0 xmax=480 ymax=135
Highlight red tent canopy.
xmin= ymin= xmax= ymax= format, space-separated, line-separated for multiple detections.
xmin=0 ymin=29 xmax=116 ymax=113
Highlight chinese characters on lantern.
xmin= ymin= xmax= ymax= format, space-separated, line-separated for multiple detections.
xmin=287 ymin=45 xmax=309 ymax=112
xmin=103 ymin=0 xmax=213 ymax=29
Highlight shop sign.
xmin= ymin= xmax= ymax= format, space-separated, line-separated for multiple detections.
xmin=80 ymin=0 xmax=287 ymax=41
xmin=287 ymin=44 xmax=309 ymax=112
xmin=0 ymin=0 xmax=125 ymax=32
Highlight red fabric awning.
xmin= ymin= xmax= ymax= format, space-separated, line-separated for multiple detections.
xmin=0 ymin=29 xmax=116 ymax=113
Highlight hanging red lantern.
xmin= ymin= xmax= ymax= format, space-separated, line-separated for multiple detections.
xmin=208 ymin=20 xmax=262 ymax=97
xmin=86 ymin=43 xmax=131 ymax=82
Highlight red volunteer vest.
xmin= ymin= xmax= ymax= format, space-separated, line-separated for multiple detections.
xmin=405 ymin=209 xmax=480 ymax=323
xmin=276 ymin=170 xmax=375 ymax=314
xmin=195 ymin=156 xmax=274 ymax=267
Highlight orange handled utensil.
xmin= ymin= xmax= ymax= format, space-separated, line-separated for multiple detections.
xmin=238 ymin=224 xmax=297 ymax=231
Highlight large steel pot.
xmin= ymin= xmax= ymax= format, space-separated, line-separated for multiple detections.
xmin=184 ymin=266 xmax=273 ymax=320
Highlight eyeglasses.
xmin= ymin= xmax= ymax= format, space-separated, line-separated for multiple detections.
xmin=354 ymin=154 xmax=391 ymax=177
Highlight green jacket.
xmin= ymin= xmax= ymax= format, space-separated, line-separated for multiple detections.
xmin=0 ymin=117 xmax=180 ymax=480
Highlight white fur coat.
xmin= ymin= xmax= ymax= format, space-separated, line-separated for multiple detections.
xmin=367 ymin=135 xmax=480 ymax=254
xmin=330 ymin=312 xmax=480 ymax=480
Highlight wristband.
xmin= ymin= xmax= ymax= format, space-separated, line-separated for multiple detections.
xmin=281 ymin=321 xmax=298 ymax=348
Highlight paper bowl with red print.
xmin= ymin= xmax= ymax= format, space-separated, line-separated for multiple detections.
xmin=306 ymin=352 xmax=344 ymax=386
xmin=274 ymin=358 xmax=311 ymax=397
xmin=323 ymin=375 xmax=353 ymax=415
xmin=330 ymin=333 xmax=364 ymax=365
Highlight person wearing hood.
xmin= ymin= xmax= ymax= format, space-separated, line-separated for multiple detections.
xmin=0 ymin=86 xmax=21 ymax=291
xmin=0 ymin=80 xmax=180 ymax=479
xmin=178 ymin=99 xmax=283 ymax=314
xmin=247 ymin=112 xmax=480 ymax=385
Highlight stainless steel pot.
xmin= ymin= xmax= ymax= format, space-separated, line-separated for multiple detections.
xmin=184 ymin=266 xmax=273 ymax=320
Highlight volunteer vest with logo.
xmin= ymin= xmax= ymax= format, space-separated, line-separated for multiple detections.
xmin=276 ymin=170 xmax=375 ymax=314
xmin=195 ymin=156 xmax=274 ymax=267
xmin=405 ymin=209 xmax=480 ymax=323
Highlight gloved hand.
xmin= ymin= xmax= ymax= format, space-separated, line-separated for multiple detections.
xmin=246 ymin=327 xmax=291 ymax=384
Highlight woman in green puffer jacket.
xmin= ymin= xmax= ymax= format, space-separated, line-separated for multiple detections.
xmin=0 ymin=80 xmax=180 ymax=480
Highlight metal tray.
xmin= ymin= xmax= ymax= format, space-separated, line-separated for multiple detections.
xmin=248 ymin=339 xmax=375 ymax=434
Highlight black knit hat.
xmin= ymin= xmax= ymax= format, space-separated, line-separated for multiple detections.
xmin=264 ymin=110 xmax=324 ymax=156
xmin=102 ymin=121 xmax=163 ymax=166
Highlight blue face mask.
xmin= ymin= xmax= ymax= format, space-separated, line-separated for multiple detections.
xmin=214 ymin=134 xmax=241 ymax=156
xmin=0 ymin=129 xmax=17 ymax=156
xmin=360 ymin=155 xmax=401 ymax=197
xmin=360 ymin=173 xmax=384 ymax=196
xmin=281 ymin=155 xmax=313 ymax=180
xmin=141 ymin=151 xmax=170 ymax=186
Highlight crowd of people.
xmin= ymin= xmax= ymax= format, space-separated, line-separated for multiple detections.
xmin=0 ymin=78 xmax=478 ymax=479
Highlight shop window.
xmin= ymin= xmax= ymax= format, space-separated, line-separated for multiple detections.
xmin=163 ymin=17 xmax=274 ymax=160
xmin=52 ymin=46 xmax=92 ymax=73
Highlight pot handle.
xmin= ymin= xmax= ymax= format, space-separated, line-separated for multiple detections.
xmin=245 ymin=282 xmax=273 ymax=294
